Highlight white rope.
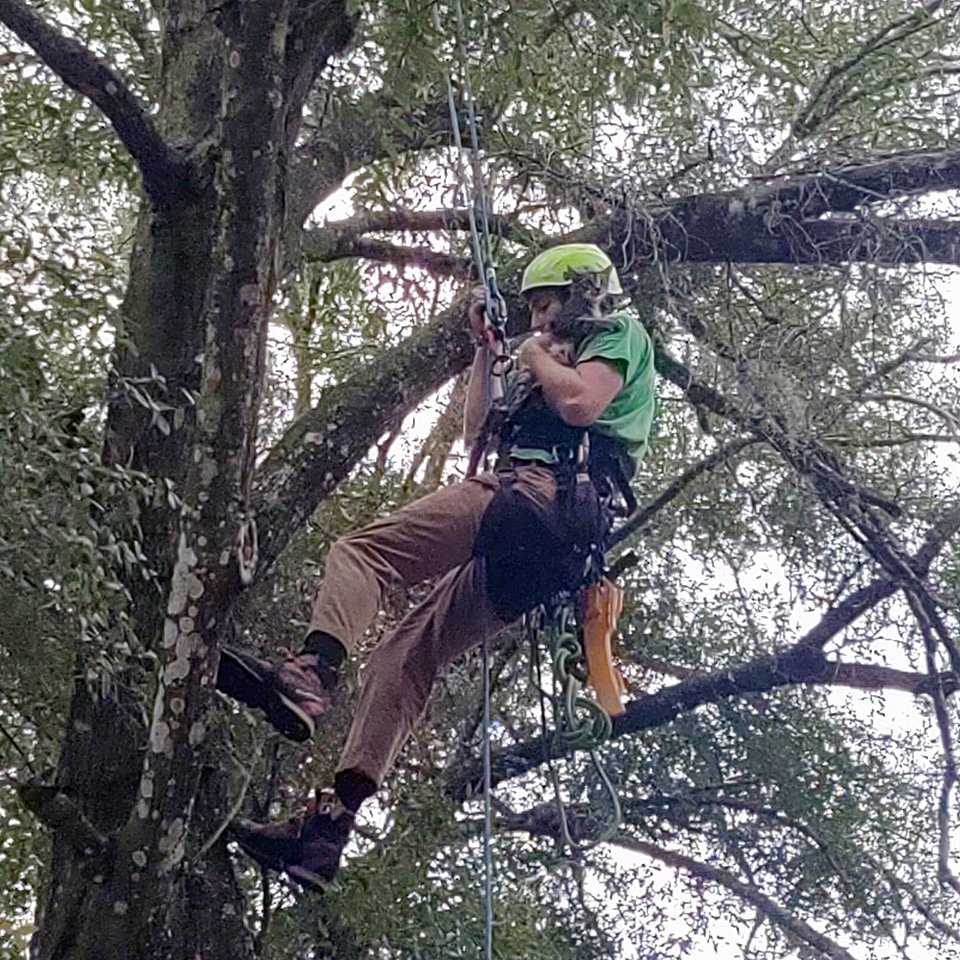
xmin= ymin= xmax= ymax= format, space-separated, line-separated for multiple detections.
xmin=432 ymin=3 xmax=499 ymax=954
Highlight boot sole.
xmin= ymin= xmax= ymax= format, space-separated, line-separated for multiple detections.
xmin=218 ymin=648 xmax=315 ymax=742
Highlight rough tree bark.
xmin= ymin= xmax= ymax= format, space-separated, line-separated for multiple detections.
xmin=5 ymin=0 xmax=354 ymax=957
xmin=3 ymin=0 xmax=960 ymax=954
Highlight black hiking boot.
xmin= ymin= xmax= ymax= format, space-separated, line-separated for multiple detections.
xmin=217 ymin=646 xmax=332 ymax=742
xmin=228 ymin=791 xmax=354 ymax=889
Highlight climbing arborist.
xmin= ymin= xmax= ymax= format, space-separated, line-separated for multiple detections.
xmin=215 ymin=242 xmax=657 ymax=889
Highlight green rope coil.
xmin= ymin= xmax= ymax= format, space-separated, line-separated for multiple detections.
xmin=528 ymin=599 xmax=622 ymax=851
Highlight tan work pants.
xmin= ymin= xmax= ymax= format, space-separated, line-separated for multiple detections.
xmin=309 ymin=464 xmax=558 ymax=787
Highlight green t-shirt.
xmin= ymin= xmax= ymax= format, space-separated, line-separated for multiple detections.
xmin=509 ymin=313 xmax=656 ymax=474
xmin=576 ymin=313 xmax=657 ymax=473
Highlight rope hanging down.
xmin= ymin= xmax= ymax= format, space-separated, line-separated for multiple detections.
xmin=529 ymin=599 xmax=623 ymax=853
xmin=433 ymin=2 xmax=499 ymax=954
xmin=436 ymin=2 xmax=624 ymax=950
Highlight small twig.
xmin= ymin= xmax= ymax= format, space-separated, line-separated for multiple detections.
xmin=847 ymin=337 xmax=935 ymax=398
xmin=608 ymin=436 xmax=761 ymax=552
xmin=906 ymin=589 xmax=960 ymax=895
xmin=194 ymin=749 xmax=256 ymax=862
xmin=255 ymin=742 xmax=281 ymax=956
xmin=0 ymin=717 xmax=37 ymax=776
xmin=860 ymin=392 xmax=960 ymax=435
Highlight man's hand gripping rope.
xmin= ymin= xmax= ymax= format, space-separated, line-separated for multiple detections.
xmin=467 ymin=282 xmax=511 ymax=476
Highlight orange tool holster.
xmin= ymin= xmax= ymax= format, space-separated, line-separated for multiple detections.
xmin=580 ymin=577 xmax=626 ymax=716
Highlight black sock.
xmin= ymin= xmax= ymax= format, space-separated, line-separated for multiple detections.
xmin=334 ymin=769 xmax=377 ymax=814
xmin=302 ymin=630 xmax=346 ymax=690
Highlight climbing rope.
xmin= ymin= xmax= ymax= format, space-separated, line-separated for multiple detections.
xmin=432 ymin=2 xmax=501 ymax=953
xmin=434 ymin=0 xmax=507 ymax=346
xmin=435 ymin=2 xmax=621 ymax=949
xmin=434 ymin=0 xmax=509 ymax=487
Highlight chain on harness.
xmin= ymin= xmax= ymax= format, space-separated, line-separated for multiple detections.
xmin=528 ymin=597 xmax=623 ymax=852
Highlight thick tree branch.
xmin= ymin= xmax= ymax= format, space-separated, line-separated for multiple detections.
xmin=251 ymin=304 xmax=475 ymax=575
xmin=448 ymin=494 xmax=960 ymax=798
xmin=311 ymin=208 xmax=533 ymax=244
xmin=599 ymin=211 xmax=960 ymax=269
xmin=287 ymin=94 xmax=471 ymax=232
xmin=448 ymin=492 xmax=959 ymax=795
xmin=300 ymin=207 xmax=536 ymax=272
xmin=547 ymin=149 xmax=960 ymax=269
xmin=18 ymin=780 xmax=111 ymax=857
xmin=301 ymin=233 xmax=472 ymax=277
xmin=830 ymin=661 xmax=958 ymax=696
xmin=0 ymin=0 xmax=192 ymax=206
xmin=446 ymin=584 xmax=892 ymax=796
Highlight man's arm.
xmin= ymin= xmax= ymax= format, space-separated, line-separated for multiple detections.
xmin=519 ymin=335 xmax=624 ymax=427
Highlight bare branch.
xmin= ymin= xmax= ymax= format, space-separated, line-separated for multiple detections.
xmin=608 ymin=436 xmax=761 ymax=552
xmin=847 ymin=336 xmax=936 ymax=400
xmin=828 ymin=433 xmax=960 ymax=447
xmin=301 ymin=232 xmax=472 ymax=277
xmin=0 ymin=0 xmax=192 ymax=206
xmin=830 ymin=661 xmax=958 ymax=696
xmin=906 ymin=588 xmax=960 ymax=895
xmin=311 ymin=208 xmax=533 ymax=244
xmin=447 ymin=583 xmax=895 ymax=796
xmin=614 ymin=837 xmax=858 ymax=960
xmin=299 ymin=207 xmax=535 ymax=274
xmin=860 ymin=392 xmax=960 ymax=434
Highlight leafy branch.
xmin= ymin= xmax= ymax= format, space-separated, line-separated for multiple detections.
xmin=790 ymin=0 xmax=953 ymax=142
xmin=0 ymin=0 xmax=193 ymax=206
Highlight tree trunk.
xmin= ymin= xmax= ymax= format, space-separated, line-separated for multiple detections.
xmin=31 ymin=2 xmax=353 ymax=958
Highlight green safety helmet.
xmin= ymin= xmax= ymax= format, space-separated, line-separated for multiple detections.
xmin=520 ymin=243 xmax=624 ymax=297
